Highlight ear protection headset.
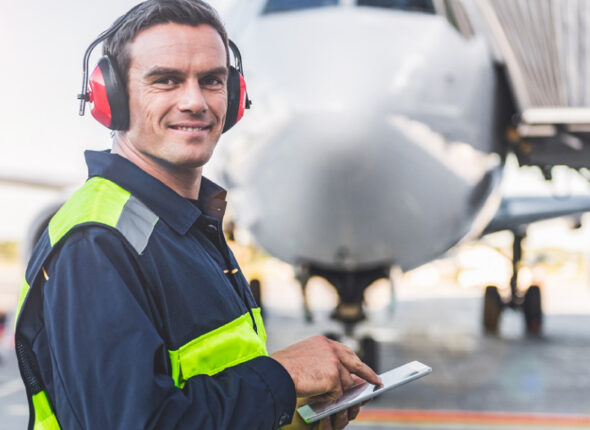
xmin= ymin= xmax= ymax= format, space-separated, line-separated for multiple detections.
xmin=77 ymin=2 xmax=251 ymax=133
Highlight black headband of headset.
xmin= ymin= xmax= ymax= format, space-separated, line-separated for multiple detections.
xmin=77 ymin=2 xmax=145 ymax=115
xmin=77 ymin=2 xmax=249 ymax=116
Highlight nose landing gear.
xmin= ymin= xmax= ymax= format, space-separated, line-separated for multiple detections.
xmin=482 ymin=230 xmax=543 ymax=336
xmin=297 ymin=264 xmax=390 ymax=372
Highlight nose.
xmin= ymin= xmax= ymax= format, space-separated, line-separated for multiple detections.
xmin=177 ymin=79 xmax=207 ymax=113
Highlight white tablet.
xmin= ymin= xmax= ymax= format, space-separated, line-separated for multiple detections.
xmin=297 ymin=361 xmax=432 ymax=424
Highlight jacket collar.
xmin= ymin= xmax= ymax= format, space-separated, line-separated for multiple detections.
xmin=85 ymin=150 xmax=227 ymax=235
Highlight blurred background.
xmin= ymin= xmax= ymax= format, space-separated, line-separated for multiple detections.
xmin=2 ymin=0 xmax=590 ymax=428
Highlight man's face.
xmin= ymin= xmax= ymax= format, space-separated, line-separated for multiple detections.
xmin=124 ymin=23 xmax=228 ymax=170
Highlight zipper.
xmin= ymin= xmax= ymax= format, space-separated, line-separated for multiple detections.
xmin=201 ymin=217 xmax=259 ymax=334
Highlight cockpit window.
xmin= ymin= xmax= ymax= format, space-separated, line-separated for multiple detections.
xmin=357 ymin=0 xmax=435 ymax=13
xmin=262 ymin=0 xmax=339 ymax=15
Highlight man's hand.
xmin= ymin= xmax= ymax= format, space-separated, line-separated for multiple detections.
xmin=271 ymin=335 xmax=381 ymax=400
xmin=280 ymin=398 xmax=362 ymax=430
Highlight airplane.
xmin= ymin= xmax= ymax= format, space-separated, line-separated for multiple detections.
xmin=10 ymin=0 xmax=590 ymax=370
xmin=205 ymin=0 xmax=590 ymax=367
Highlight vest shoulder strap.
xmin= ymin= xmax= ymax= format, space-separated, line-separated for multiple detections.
xmin=16 ymin=176 xmax=159 ymax=329
xmin=48 ymin=176 xmax=158 ymax=253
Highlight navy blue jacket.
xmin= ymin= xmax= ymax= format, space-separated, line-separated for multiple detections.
xmin=28 ymin=150 xmax=295 ymax=429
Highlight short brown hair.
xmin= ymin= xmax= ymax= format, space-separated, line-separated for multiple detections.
xmin=103 ymin=0 xmax=229 ymax=89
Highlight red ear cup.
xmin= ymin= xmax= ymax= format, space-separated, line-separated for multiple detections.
xmin=87 ymin=56 xmax=129 ymax=130
xmin=222 ymin=39 xmax=251 ymax=133
xmin=223 ymin=65 xmax=250 ymax=133
xmin=88 ymin=65 xmax=112 ymax=128
xmin=236 ymin=73 xmax=247 ymax=124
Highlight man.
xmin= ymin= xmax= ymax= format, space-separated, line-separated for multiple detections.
xmin=14 ymin=1 xmax=380 ymax=429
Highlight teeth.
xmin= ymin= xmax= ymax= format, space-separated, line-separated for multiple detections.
xmin=174 ymin=126 xmax=204 ymax=131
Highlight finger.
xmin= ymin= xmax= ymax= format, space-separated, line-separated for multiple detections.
xmin=347 ymin=404 xmax=361 ymax=421
xmin=338 ymin=362 xmax=356 ymax=390
xmin=350 ymin=359 xmax=381 ymax=385
xmin=329 ymin=341 xmax=381 ymax=385
xmin=348 ymin=375 xmax=372 ymax=394
xmin=350 ymin=374 xmax=363 ymax=384
xmin=318 ymin=416 xmax=332 ymax=430
xmin=330 ymin=410 xmax=349 ymax=430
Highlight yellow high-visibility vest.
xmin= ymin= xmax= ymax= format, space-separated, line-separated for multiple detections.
xmin=15 ymin=177 xmax=267 ymax=429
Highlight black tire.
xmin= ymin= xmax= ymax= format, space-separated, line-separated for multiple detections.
xmin=523 ymin=285 xmax=542 ymax=336
xmin=360 ymin=336 xmax=379 ymax=373
xmin=483 ymin=285 xmax=503 ymax=335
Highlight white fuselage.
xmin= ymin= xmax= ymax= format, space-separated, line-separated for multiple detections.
xmin=212 ymin=6 xmax=511 ymax=271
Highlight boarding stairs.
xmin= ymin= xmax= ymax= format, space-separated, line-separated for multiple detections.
xmin=468 ymin=0 xmax=590 ymax=173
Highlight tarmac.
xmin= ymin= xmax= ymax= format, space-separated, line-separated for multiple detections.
xmin=2 ymin=229 xmax=590 ymax=429
xmin=265 ymin=294 xmax=590 ymax=429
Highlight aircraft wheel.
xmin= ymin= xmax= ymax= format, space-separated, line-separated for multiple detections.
xmin=523 ymin=285 xmax=542 ymax=336
xmin=483 ymin=285 xmax=502 ymax=335
xmin=360 ymin=336 xmax=379 ymax=373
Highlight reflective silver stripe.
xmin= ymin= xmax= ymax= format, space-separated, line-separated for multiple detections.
xmin=116 ymin=195 xmax=159 ymax=254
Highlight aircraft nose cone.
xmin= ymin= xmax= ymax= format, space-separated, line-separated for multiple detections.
xmin=238 ymin=109 xmax=417 ymax=268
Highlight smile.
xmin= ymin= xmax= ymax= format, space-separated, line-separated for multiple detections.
xmin=169 ymin=125 xmax=210 ymax=132
xmin=177 ymin=126 xmax=203 ymax=131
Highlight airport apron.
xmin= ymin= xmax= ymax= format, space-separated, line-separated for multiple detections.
xmin=14 ymin=177 xmax=268 ymax=430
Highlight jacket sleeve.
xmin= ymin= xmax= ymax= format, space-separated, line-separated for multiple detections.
xmin=38 ymin=227 xmax=295 ymax=430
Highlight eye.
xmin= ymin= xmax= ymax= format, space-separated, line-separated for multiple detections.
xmin=201 ymin=76 xmax=225 ymax=88
xmin=153 ymin=76 xmax=180 ymax=86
